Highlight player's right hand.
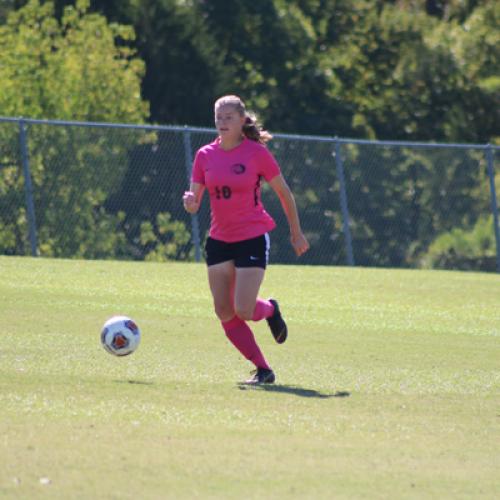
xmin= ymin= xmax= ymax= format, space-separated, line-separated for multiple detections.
xmin=183 ymin=191 xmax=199 ymax=213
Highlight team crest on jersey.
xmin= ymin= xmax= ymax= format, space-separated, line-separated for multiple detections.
xmin=231 ymin=163 xmax=246 ymax=174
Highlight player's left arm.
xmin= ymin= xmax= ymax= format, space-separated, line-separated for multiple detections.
xmin=268 ymin=174 xmax=310 ymax=256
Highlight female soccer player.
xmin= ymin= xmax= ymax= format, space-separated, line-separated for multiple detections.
xmin=183 ymin=95 xmax=309 ymax=385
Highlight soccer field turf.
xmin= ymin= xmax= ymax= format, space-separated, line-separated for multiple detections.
xmin=0 ymin=256 xmax=499 ymax=499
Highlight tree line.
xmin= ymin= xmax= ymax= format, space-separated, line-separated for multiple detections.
xmin=0 ymin=0 xmax=498 ymax=269
xmin=1 ymin=0 xmax=498 ymax=143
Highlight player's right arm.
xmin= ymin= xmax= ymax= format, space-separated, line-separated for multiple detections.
xmin=183 ymin=182 xmax=205 ymax=214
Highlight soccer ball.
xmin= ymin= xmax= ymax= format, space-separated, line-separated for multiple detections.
xmin=101 ymin=316 xmax=141 ymax=356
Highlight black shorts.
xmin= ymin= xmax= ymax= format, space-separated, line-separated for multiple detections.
xmin=205 ymin=234 xmax=270 ymax=269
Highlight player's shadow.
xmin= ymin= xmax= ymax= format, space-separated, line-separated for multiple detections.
xmin=238 ymin=384 xmax=350 ymax=399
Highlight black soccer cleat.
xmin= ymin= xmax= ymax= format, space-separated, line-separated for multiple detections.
xmin=266 ymin=299 xmax=288 ymax=344
xmin=243 ymin=367 xmax=276 ymax=385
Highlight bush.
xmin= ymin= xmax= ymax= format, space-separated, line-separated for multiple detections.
xmin=421 ymin=216 xmax=498 ymax=271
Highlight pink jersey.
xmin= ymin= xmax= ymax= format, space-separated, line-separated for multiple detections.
xmin=191 ymin=137 xmax=281 ymax=242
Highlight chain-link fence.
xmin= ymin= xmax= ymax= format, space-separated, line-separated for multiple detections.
xmin=1 ymin=117 xmax=499 ymax=272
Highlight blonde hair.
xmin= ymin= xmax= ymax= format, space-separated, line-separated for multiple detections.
xmin=214 ymin=95 xmax=273 ymax=144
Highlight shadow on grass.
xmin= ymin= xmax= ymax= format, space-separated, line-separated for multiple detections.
xmin=237 ymin=384 xmax=350 ymax=399
xmin=113 ymin=379 xmax=154 ymax=386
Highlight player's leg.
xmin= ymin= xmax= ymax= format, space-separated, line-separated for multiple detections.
xmin=233 ymin=234 xmax=270 ymax=321
xmin=233 ymin=267 xmax=266 ymax=320
xmin=234 ymin=234 xmax=288 ymax=344
xmin=234 ymin=267 xmax=287 ymax=344
xmin=208 ymin=260 xmax=271 ymax=373
xmin=251 ymin=297 xmax=275 ymax=321
xmin=232 ymin=266 xmax=277 ymax=384
xmin=207 ymin=260 xmax=235 ymax=322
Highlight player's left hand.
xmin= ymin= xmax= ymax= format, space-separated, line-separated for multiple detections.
xmin=291 ymin=232 xmax=310 ymax=257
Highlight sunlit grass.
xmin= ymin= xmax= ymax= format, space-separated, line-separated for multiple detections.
xmin=0 ymin=256 xmax=499 ymax=499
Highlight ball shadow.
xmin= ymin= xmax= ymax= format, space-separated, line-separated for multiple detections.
xmin=113 ymin=379 xmax=154 ymax=386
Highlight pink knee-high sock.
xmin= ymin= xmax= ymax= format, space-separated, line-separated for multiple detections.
xmin=221 ymin=316 xmax=270 ymax=369
xmin=251 ymin=298 xmax=275 ymax=322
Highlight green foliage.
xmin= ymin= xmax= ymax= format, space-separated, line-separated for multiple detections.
xmin=99 ymin=0 xmax=230 ymax=126
xmin=14 ymin=124 xmax=139 ymax=258
xmin=346 ymin=146 xmax=493 ymax=267
xmin=258 ymin=136 xmax=494 ymax=269
xmin=1 ymin=1 xmax=497 ymax=143
xmin=421 ymin=215 xmax=498 ymax=271
xmin=0 ymin=0 xmax=151 ymax=259
xmin=127 ymin=0 xmax=496 ymax=144
xmin=443 ymin=2 xmax=500 ymax=143
xmin=0 ymin=0 xmax=148 ymax=121
xmin=140 ymin=212 xmax=192 ymax=262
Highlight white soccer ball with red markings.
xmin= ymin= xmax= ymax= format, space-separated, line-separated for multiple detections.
xmin=101 ymin=316 xmax=141 ymax=356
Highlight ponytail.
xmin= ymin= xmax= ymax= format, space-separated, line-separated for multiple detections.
xmin=243 ymin=113 xmax=273 ymax=144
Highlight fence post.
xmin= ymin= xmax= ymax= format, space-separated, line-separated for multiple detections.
xmin=19 ymin=119 xmax=38 ymax=257
xmin=183 ymin=129 xmax=202 ymax=262
xmin=334 ymin=139 xmax=355 ymax=266
xmin=486 ymin=145 xmax=500 ymax=273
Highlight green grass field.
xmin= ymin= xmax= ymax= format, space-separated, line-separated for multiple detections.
xmin=0 ymin=256 xmax=499 ymax=499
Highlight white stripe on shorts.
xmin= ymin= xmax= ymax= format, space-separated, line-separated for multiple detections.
xmin=264 ymin=233 xmax=270 ymax=265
